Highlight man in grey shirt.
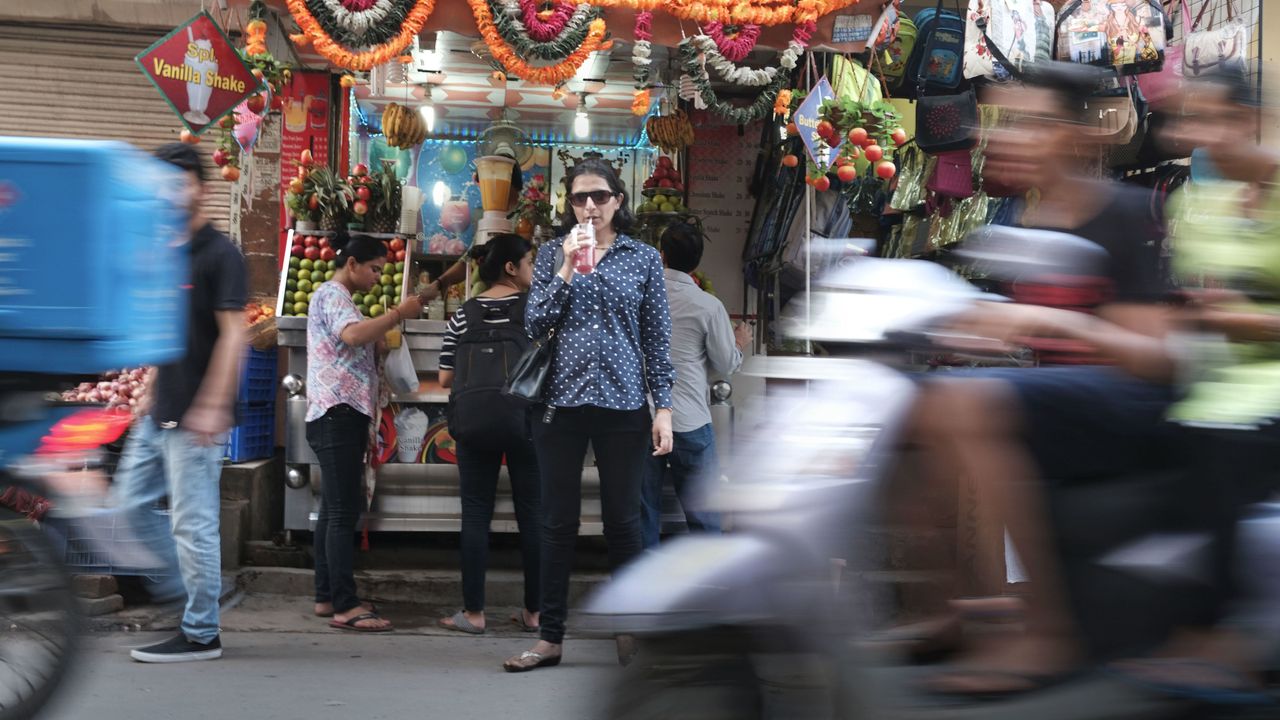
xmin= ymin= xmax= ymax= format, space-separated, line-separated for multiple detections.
xmin=641 ymin=223 xmax=752 ymax=548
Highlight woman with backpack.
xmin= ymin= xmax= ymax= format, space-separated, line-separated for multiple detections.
xmin=437 ymin=233 xmax=541 ymax=636
xmin=502 ymin=158 xmax=675 ymax=673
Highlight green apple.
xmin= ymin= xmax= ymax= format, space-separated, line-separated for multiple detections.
xmin=393 ymin=272 xmax=404 ymax=285
xmin=287 ymin=268 xmax=299 ymax=279
xmin=380 ymin=294 xmax=392 ymax=309
xmin=369 ymin=303 xmax=385 ymax=317
xmin=381 ymin=274 xmax=394 ymax=287
xmin=300 ymin=259 xmax=314 ymax=271
xmin=352 ymin=292 xmax=364 ymax=305
xmin=289 ymin=256 xmax=301 ymax=269
xmin=293 ymin=290 xmax=307 ymax=303
xmin=325 ymin=270 xmax=335 ymax=281
xmin=395 ymin=262 xmax=405 ymax=272
xmin=311 ymin=270 xmax=325 ymax=283
xmin=286 ymin=279 xmax=297 ymax=291
xmin=298 ymin=279 xmax=313 ymax=293
xmin=293 ymin=301 xmax=308 ymax=314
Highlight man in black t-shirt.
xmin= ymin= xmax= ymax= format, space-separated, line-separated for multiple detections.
xmin=114 ymin=143 xmax=246 ymax=664
xmin=910 ymin=64 xmax=1179 ymax=697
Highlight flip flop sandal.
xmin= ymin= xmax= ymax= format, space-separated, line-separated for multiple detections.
xmin=329 ymin=612 xmax=394 ymax=633
xmin=503 ymin=650 xmax=562 ymax=673
xmin=1109 ymin=658 xmax=1278 ymax=707
xmin=315 ymin=601 xmax=377 ymax=618
xmin=510 ymin=612 xmax=540 ymax=633
xmin=437 ymin=610 xmax=485 ymax=635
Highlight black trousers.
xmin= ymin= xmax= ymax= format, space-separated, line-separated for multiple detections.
xmin=532 ymin=405 xmax=650 ymax=644
xmin=456 ymin=439 xmax=541 ymax=612
xmin=306 ymin=404 xmax=371 ymax=615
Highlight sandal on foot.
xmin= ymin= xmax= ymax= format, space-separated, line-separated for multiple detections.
xmin=1109 ymin=658 xmax=1278 ymax=707
xmin=315 ymin=601 xmax=376 ymax=618
xmin=438 ymin=611 xmax=485 ymax=635
xmin=510 ymin=612 xmax=539 ymax=633
xmin=503 ymin=650 xmax=562 ymax=673
xmin=329 ymin=612 xmax=393 ymax=633
xmin=925 ymin=667 xmax=1084 ymax=701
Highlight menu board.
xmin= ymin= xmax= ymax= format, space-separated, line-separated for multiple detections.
xmin=687 ymin=113 xmax=764 ymax=316
xmin=279 ymin=71 xmax=331 ymax=256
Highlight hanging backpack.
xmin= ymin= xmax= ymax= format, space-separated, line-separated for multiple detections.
xmin=881 ymin=15 xmax=918 ymax=90
xmin=446 ymin=295 xmax=532 ymax=451
xmin=901 ymin=0 xmax=967 ymax=97
xmin=1055 ymin=0 xmax=1171 ymax=76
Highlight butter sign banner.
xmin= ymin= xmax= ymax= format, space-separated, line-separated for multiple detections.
xmin=793 ymin=76 xmax=841 ymax=167
xmin=136 ymin=12 xmax=263 ymax=135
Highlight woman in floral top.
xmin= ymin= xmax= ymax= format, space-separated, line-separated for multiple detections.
xmin=306 ymin=233 xmax=423 ymax=633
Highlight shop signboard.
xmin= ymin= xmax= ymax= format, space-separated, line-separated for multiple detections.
xmin=135 ymin=12 xmax=261 ymax=135
xmin=793 ymin=77 xmax=841 ymax=167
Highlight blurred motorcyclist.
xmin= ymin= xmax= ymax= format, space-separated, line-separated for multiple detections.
xmin=906 ymin=62 xmax=1179 ymax=698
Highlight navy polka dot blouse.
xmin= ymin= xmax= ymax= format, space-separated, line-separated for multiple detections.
xmin=526 ymin=233 xmax=675 ymax=410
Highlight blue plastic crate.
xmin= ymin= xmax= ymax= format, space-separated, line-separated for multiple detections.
xmin=238 ymin=346 xmax=278 ymax=404
xmin=0 ymin=138 xmax=189 ymax=374
xmin=224 ymin=401 xmax=276 ymax=463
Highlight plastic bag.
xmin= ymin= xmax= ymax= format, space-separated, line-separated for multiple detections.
xmin=385 ymin=338 xmax=417 ymax=394
xmin=394 ymin=408 xmax=430 ymax=463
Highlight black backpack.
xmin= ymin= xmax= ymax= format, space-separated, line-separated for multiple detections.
xmin=446 ymin=294 xmax=532 ymax=450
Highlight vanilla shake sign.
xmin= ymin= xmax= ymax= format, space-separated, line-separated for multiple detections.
xmin=136 ymin=12 xmax=261 ymax=135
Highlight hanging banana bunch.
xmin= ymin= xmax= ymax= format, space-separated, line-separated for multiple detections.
xmin=382 ymin=102 xmax=428 ymax=149
xmin=645 ymin=109 xmax=695 ymax=155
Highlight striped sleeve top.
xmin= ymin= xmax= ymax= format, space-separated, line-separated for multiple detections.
xmin=438 ymin=294 xmax=524 ymax=371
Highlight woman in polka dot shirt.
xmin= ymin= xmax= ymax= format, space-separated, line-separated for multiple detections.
xmin=503 ymin=158 xmax=675 ymax=673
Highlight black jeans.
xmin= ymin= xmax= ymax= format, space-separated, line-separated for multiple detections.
xmin=457 ymin=439 xmax=541 ymax=612
xmin=306 ymin=404 xmax=370 ymax=614
xmin=532 ymin=405 xmax=650 ymax=644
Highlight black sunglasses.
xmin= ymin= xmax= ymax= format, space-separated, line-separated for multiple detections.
xmin=568 ymin=190 xmax=617 ymax=207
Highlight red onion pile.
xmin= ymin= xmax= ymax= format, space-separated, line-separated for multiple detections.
xmin=62 ymin=367 xmax=149 ymax=413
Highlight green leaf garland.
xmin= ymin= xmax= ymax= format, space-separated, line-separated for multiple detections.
xmin=680 ymin=40 xmax=789 ymax=125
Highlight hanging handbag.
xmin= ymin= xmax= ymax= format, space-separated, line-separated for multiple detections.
xmin=1183 ymin=0 xmax=1249 ymax=78
xmin=963 ymin=0 xmax=1039 ymax=82
xmin=1055 ymin=0 xmax=1170 ymax=76
xmin=926 ymin=149 xmax=975 ymax=198
xmin=916 ymin=89 xmax=978 ymax=153
xmin=1138 ymin=0 xmax=1190 ymax=107
xmin=1082 ymin=92 xmax=1139 ymax=145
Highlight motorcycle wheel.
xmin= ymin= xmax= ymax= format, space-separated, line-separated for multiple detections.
xmin=0 ymin=507 xmax=81 ymax=720
xmin=603 ymin=631 xmax=835 ymax=720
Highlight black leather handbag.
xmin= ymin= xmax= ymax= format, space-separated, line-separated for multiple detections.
xmin=916 ymin=88 xmax=978 ymax=154
xmin=502 ymin=327 xmax=556 ymax=403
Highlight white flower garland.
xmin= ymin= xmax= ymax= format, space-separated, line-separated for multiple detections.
xmin=691 ymin=33 xmax=805 ymax=87
xmin=632 ymin=39 xmax=652 ymax=70
xmin=318 ymin=0 xmax=397 ymax=39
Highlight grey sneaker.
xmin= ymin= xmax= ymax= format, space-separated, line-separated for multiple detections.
xmin=130 ymin=634 xmax=222 ymax=663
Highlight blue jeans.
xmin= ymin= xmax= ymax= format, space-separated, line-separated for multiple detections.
xmin=113 ymin=416 xmax=224 ymax=643
xmin=640 ymin=423 xmax=722 ymax=549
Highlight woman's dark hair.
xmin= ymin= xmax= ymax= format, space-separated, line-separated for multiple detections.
xmin=1019 ymin=61 xmax=1107 ymax=124
xmin=1190 ymin=61 xmax=1258 ymax=108
xmin=660 ymin=221 xmax=704 ymax=273
xmin=154 ymin=142 xmax=205 ymax=183
xmin=556 ymin=157 xmax=634 ymax=236
xmin=331 ymin=231 xmax=387 ymax=268
xmin=467 ymin=232 xmax=532 ymax=284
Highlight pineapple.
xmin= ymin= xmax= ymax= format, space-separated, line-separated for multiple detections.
xmin=368 ymin=163 xmax=402 ymax=234
xmin=308 ymin=167 xmax=354 ymax=231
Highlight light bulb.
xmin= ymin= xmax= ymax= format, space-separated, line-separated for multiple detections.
xmin=432 ymin=181 xmax=448 ymax=207
xmin=574 ymin=111 xmax=590 ymax=139
xmin=419 ymin=103 xmax=436 ymax=134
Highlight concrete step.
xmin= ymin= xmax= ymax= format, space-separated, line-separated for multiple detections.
xmin=238 ymin=567 xmax=607 ymax=609
xmin=219 ymin=454 xmax=283 ymax=544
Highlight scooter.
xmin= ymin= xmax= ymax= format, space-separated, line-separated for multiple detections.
xmin=582 ymin=228 xmax=1279 ymax=719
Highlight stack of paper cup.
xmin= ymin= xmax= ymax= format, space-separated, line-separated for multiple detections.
xmin=400 ymin=185 xmax=422 ymax=234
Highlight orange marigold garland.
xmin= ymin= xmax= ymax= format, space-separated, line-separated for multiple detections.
xmin=286 ymin=0 xmax=437 ymax=71
xmin=469 ymin=0 xmax=608 ymax=86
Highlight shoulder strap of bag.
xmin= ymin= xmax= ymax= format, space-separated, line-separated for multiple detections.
xmin=975 ymin=15 xmax=1024 ymax=80
xmin=459 ymin=298 xmax=484 ymax=338
xmin=1192 ymin=0 xmax=1215 ymax=31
